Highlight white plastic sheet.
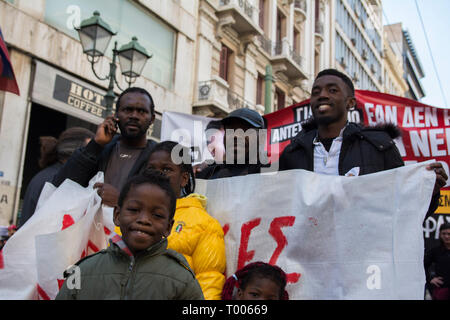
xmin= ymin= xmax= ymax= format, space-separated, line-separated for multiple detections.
xmin=0 ymin=172 xmax=114 ymax=300
xmin=196 ymin=161 xmax=436 ymax=299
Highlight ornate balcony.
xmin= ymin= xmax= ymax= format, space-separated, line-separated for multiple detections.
xmin=294 ymin=0 xmax=307 ymax=23
xmin=193 ymin=76 xmax=257 ymax=117
xmin=270 ymin=38 xmax=308 ymax=81
xmin=315 ymin=20 xmax=324 ymax=45
xmin=216 ymin=0 xmax=264 ymax=38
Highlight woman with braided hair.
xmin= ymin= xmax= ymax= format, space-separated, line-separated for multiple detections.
xmin=222 ymin=262 xmax=289 ymax=300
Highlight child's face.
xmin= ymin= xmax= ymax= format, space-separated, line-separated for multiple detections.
xmin=113 ymin=183 xmax=173 ymax=255
xmin=236 ymin=277 xmax=281 ymax=300
xmin=147 ymin=150 xmax=189 ymax=197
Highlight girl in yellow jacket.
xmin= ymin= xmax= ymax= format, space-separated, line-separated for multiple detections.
xmin=145 ymin=141 xmax=226 ymax=300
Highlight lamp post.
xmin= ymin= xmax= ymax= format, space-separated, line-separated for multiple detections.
xmin=76 ymin=11 xmax=152 ymax=115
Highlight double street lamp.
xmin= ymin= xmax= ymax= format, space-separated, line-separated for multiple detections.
xmin=76 ymin=11 xmax=152 ymax=115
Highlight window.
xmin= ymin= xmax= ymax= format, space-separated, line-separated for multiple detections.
xmin=256 ymin=73 xmax=264 ymax=105
xmin=275 ymin=87 xmax=286 ymax=111
xmin=276 ymin=9 xmax=286 ymax=54
xmin=259 ymin=0 xmax=266 ymax=31
xmin=219 ymin=44 xmax=232 ymax=82
xmin=293 ymin=28 xmax=301 ymax=54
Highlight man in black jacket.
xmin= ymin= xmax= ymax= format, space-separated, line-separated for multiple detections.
xmin=279 ymin=68 xmax=447 ymax=215
xmin=196 ymin=108 xmax=268 ymax=179
xmin=52 ymin=87 xmax=157 ymax=207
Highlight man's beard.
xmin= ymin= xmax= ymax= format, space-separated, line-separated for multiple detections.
xmin=313 ymin=114 xmax=336 ymax=126
xmin=118 ymin=122 xmax=149 ymax=139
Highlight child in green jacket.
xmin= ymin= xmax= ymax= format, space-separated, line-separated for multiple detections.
xmin=56 ymin=170 xmax=204 ymax=300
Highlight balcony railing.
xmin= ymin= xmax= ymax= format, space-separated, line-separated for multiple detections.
xmin=196 ymin=78 xmax=256 ymax=114
xmin=217 ymin=0 xmax=263 ymax=36
xmin=258 ymin=34 xmax=273 ymax=56
xmin=315 ymin=20 xmax=324 ymax=44
xmin=294 ymin=0 xmax=307 ymax=12
xmin=294 ymin=0 xmax=307 ymax=23
xmin=274 ymin=40 xmax=303 ymax=68
xmin=219 ymin=0 xmax=255 ymax=20
xmin=315 ymin=21 xmax=324 ymax=36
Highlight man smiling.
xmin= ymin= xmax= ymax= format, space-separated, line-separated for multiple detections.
xmin=279 ymin=68 xmax=447 ymax=217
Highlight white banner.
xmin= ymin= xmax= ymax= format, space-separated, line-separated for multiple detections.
xmin=0 ymin=173 xmax=114 ymax=300
xmin=161 ymin=111 xmax=218 ymax=164
xmin=196 ymin=161 xmax=436 ymax=299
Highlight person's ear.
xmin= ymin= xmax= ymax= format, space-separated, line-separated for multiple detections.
xmin=180 ymin=171 xmax=189 ymax=189
xmin=113 ymin=206 xmax=121 ymax=227
xmin=150 ymin=113 xmax=156 ymax=125
xmin=346 ymin=96 xmax=356 ymax=111
xmin=236 ymin=288 xmax=243 ymax=300
xmin=164 ymin=218 xmax=174 ymax=238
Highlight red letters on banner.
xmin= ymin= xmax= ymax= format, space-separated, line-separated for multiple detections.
xmin=234 ymin=216 xmax=301 ymax=284
xmin=237 ymin=218 xmax=261 ymax=269
xmin=268 ymin=216 xmax=295 ymax=265
xmin=268 ymin=216 xmax=301 ymax=284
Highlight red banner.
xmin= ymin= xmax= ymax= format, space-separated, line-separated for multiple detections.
xmin=263 ymin=90 xmax=450 ymax=214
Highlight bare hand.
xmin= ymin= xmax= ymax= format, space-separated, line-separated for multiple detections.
xmin=426 ymin=162 xmax=448 ymax=195
xmin=430 ymin=276 xmax=444 ymax=288
xmin=93 ymin=182 xmax=119 ymax=207
xmin=193 ymin=162 xmax=209 ymax=175
xmin=94 ymin=115 xmax=119 ymax=146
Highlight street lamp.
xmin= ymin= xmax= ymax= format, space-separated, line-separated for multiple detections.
xmin=76 ymin=11 xmax=152 ymax=115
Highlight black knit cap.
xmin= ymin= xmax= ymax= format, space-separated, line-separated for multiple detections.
xmin=221 ymin=108 xmax=266 ymax=129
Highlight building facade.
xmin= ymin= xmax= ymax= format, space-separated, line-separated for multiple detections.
xmin=385 ymin=23 xmax=425 ymax=101
xmin=193 ymin=0 xmax=331 ymax=118
xmin=0 ymin=0 xmax=198 ymax=224
xmin=0 ymin=0 xmax=424 ymax=225
xmin=331 ymin=0 xmax=384 ymax=92
xmin=382 ymin=25 xmax=408 ymax=97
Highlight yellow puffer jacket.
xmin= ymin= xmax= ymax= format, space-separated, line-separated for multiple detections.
xmin=113 ymin=193 xmax=226 ymax=300
xmin=168 ymin=193 xmax=226 ymax=300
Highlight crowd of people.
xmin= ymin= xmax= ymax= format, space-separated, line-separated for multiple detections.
xmin=3 ymin=69 xmax=449 ymax=300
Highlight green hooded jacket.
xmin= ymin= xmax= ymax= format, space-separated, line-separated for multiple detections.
xmin=55 ymin=238 xmax=204 ymax=300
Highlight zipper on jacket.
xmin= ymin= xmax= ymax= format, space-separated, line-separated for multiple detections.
xmin=120 ymin=256 xmax=135 ymax=300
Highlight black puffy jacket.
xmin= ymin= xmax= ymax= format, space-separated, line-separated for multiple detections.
xmin=279 ymin=120 xmax=439 ymax=217
xmin=279 ymin=121 xmax=404 ymax=175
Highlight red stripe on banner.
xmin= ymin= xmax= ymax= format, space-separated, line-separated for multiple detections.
xmin=87 ymin=240 xmax=99 ymax=253
xmin=61 ymin=214 xmax=75 ymax=230
xmin=36 ymin=284 xmax=51 ymax=300
xmin=0 ymin=250 xmax=4 ymax=269
xmin=57 ymin=279 xmax=65 ymax=290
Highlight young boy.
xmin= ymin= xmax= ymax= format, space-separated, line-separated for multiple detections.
xmin=56 ymin=170 xmax=204 ymax=300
